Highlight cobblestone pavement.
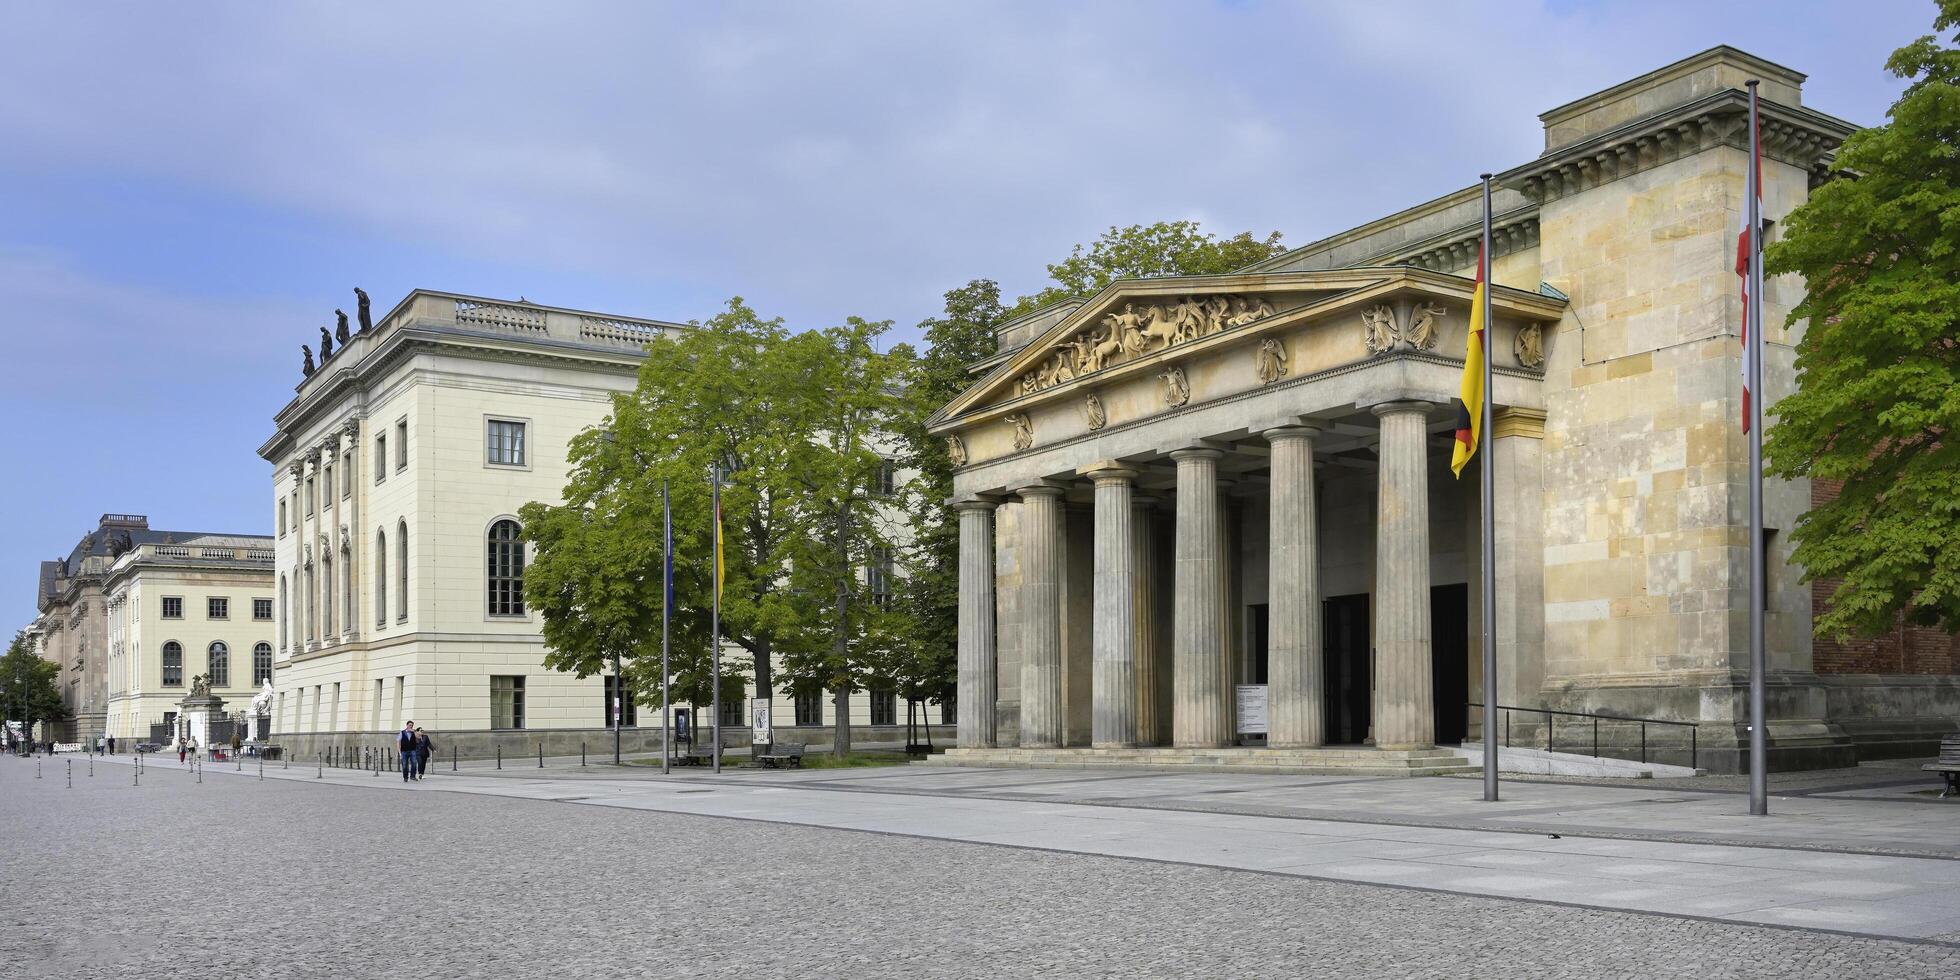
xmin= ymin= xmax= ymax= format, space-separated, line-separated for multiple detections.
xmin=6 ymin=755 xmax=1960 ymax=979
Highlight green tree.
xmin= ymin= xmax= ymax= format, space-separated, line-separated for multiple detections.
xmin=1764 ymin=0 xmax=1960 ymax=637
xmin=0 ymin=632 xmax=67 ymax=738
xmin=771 ymin=318 xmax=912 ymax=757
xmin=1007 ymin=220 xmax=1286 ymax=319
xmin=889 ymin=280 xmax=1004 ymax=722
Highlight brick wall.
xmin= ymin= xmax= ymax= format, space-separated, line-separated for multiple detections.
xmin=1810 ymin=477 xmax=1960 ymax=673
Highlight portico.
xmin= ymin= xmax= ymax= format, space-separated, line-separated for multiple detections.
xmin=932 ymin=268 xmax=1563 ymax=771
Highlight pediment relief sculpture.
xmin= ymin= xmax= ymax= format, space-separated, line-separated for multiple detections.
xmin=1406 ymin=302 xmax=1445 ymax=352
xmin=1011 ymin=293 xmax=1279 ymax=398
xmin=1254 ymin=337 xmax=1288 ymax=385
xmin=1007 ymin=413 xmax=1034 ymax=451
xmin=946 ymin=435 xmax=967 ymax=467
xmin=1362 ymin=305 xmax=1398 ymax=356
xmin=1159 ymin=365 xmax=1190 ymax=407
xmin=1515 ymin=322 xmax=1546 ymax=368
xmin=1084 ymin=393 xmax=1107 ymax=431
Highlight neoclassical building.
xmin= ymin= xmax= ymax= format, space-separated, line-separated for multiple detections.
xmin=928 ymin=48 xmax=1931 ymax=773
xmin=259 ymin=289 xmax=943 ymax=758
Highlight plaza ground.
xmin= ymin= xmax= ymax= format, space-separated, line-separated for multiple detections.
xmin=6 ymin=753 xmax=1960 ymax=978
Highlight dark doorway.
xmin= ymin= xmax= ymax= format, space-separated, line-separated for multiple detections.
xmin=1431 ymin=583 xmax=1469 ymax=744
xmin=1247 ymin=604 xmax=1269 ymax=685
xmin=1322 ymin=593 xmax=1371 ymax=744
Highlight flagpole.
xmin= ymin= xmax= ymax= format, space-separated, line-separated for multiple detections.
xmin=1746 ymin=80 xmax=1769 ymax=815
xmin=662 ymin=479 xmax=672 ymax=775
xmin=710 ymin=466 xmax=723 ymax=775
xmin=1479 ymin=174 xmax=1499 ymax=804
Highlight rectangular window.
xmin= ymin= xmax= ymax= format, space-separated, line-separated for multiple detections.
xmin=940 ymin=694 xmax=956 ymax=726
xmin=322 ymin=464 xmax=332 ymax=509
xmin=486 ymin=419 xmax=527 ymax=466
xmin=396 ymin=419 xmax=409 ymax=470
xmin=868 ymin=546 xmax=894 ymax=609
xmin=252 ymin=598 xmax=273 ymax=621
xmin=873 ymin=457 xmax=897 ymax=497
xmin=208 ymin=597 xmax=229 ymax=620
xmin=278 ymin=500 xmax=287 ymax=537
xmin=794 ymin=690 xmax=823 ymax=727
xmin=394 ymin=676 xmax=405 ymax=730
xmin=161 ymin=597 xmax=183 ymax=619
xmin=719 ymin=697 xmax=743 ymax=727
xmin=375 ymin=435 xmax=387 ymax=483
xmin=871 ymin=688 xmax=896 ymax=726
xmin=372 ymin=679 xmax=383 ymax=731
xmin=291 ymin=493 xmax=300 ymax=531
xmin=341 ymin=453 xmax=352 ymax=497
xmin=307 ymin=476 xmax=316 ymax=514
xmin=603 ymin=675 xmax=638 ymax=727
xmin=491 ymin=675 xmax=525 ymax=730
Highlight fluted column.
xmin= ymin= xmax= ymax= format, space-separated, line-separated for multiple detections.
xmin=1131 ymin=495 xmax=1161 ymax=746
xmin=1017 ymin=484 xmax=1067 ymax=749
xmin=1087 ymin=465 xmax=1138 ymax=748
xmin=1171 ymin=447 xmax=1229 ymax=748
xmin=1266 ymin=425 xmax=1324 ymax=748
xmin=954 ymin=499 xmax=999 ymax=748
xmin=1373 ymin=402 xmax=1435 ymax=750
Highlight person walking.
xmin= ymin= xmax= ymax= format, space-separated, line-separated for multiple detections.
xmin=398 ymin=721 xmax=418 ymax=782
xmin=107 ymin=735 xmax=116 ymax=755
xmin=414 ymin=728 xmax=433 ymax=779
xmin=230 ymin=730 xmax=243 ymax=759
xmin=177 ymin=739 xmax=187 ymax=765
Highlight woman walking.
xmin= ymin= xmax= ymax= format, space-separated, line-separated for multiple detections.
xmin=414 ymin=728 xmax=433 ymax=779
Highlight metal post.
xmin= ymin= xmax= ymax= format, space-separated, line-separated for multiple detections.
xmin=1593 ymin=717 xmax=1599 ymax=760
xmin=1546 ymin=711 xmax=1553 ymax=753
xmin=1641 ymin=724 xmax=1647 ymax=764
xmin=496 ymin=745 xmax=501 ymax=770
xmin=612 ymin=650 xmax=621 ymax=767
xmin=1744 ymin=80 xmax=1769 ymax=816
xmin=452 ymin=746 xmax=457 ymax=772
xmin=67 ymin=760 xmax=71 ymax=788
xmin=711 ymin=468 xmax=723 ymax=774
xmin=662 ymin=480 xmax=673 ymax=775
xmin=538 ymin=741 xmax=543 ymax=768
xmin=1478 ymin=173 xmax=1499 ymax=803
xmin=582 ymin=740 xmax=587 ymax=768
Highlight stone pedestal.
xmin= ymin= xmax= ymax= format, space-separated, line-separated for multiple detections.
xmin=178 ymin=692 xmax=226 ymax=750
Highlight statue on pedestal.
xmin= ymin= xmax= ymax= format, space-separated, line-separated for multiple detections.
xmin=335 ymin=309 xmax=351 ymax=344
xmin=190 ymin=674 xmax=211 ymax=698
xmin=354 ymin=287 xmax=373 ymax=333
xmin=319 ymin=326 xmax=334 ymax=359
xmin=302 ymin=345 xmax=315 ymax=377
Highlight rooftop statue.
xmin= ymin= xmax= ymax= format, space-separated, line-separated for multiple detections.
xmin=354 ymin=287 xmax=373 ymax=333
xmin=335 ymin=308 xmax=351 ymax=344
xmin=319 ymin=325 xmax=334 ymax=359
xmin=301 ymin=345 xmax=315 ymax=376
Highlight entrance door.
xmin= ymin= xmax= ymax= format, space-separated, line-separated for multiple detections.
xmin=1431 ymin=584 xmax=1469 ymax=745
xmin=1321 ymin=594 xmax=1371 ymax=744
xmin=1247 ymin=604 xmax=1269 ymax=685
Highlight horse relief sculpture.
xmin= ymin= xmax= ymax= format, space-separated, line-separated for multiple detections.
xmin=1362 ymin=305 xmax=1398 ymax=356
xmin=1159 ymin=365 xmax=1191 ymax=407
xmin=1254 ymin=337 xmax=1288 ymax=385
xmin=1008 ymin=413 xmax=1034 ymax=451
xmin=945 ymin=435 xmax=967 ymax=467
xmin=1514 ymin=322 xmax=1546 ymax=368
xmin=1084 ymin=393 xmax=1107 ymax=431
xmin=1012 ymin=294 xmax=1281 ymax=396
xmin=1406 ymin=302 xmax=1445 ymax=351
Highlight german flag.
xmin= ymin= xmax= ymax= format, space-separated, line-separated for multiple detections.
xmin=1450 ymin=242 xmax=1487 ymax=479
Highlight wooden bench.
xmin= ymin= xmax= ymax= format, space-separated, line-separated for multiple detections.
xmin=1922 ymin=734 xmax=1960 ymax=797
xmin=757 ymin=744 xmax=805 ymax=769
xmin=675 ymin=744 xmax=716 ymax=767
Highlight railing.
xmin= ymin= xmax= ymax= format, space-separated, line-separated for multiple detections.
xmin=154 ymin=546 xmax=191 ymax=558
xmin=455 ymin=300 xmax=547 ymax=335
xmin=1467 ymin=702 xmax=1698 ymax=770
xmin=578 ymin=315 xmax=663 ymax=347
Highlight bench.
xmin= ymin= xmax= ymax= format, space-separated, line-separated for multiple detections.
xmin=675 ymin=745 xmax=717 ymax=767
xmin=1922 ymin=735 xmax=1960 ymax=797
xmin=758 ymin=744 xmax=804 ymax=769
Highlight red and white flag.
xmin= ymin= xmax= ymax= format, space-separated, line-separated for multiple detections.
xmin=1735 ymin=107 xmax=1762 ymax=432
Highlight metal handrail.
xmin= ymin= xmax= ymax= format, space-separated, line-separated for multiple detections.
xmin=1467 ymin=701 xmax=1698 ymax=770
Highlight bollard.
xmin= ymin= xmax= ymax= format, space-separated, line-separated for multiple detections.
xmin=133 ymin=765 xmax=139 ymax=786
xmin=582 ymin=741 xmax=586 ymax=767
xmin=452 ymin=746 xmax=457 ymax=772
xmin=316 ymin=761 xmax=322 ymax=779
xmin=89 ymin=758 xmax=94 ymax=778
xmin=67 ymin=760 xmax=72 ymax=788
xmin=259 ymin=758 xmax=264 ymax=781
xmin=196 ymin=760 xmax=202 ymax=784
xmin=496 ymin=745 xmax=501 ymax=770
xmin=36 ymin=762 xmax=41 ymax=779
xmin=538 ymin=741 xmax=543 ymax=768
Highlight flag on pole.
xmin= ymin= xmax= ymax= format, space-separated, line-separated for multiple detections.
xmin=1451 ymin=241 xmax=1489 ymax=478
xmin=1736 ymin=108 xmax=1762 ymax=432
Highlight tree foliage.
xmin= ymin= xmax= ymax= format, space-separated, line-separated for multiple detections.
xmin=1006 ymin=220 xmax=1286 ymax=320
xmin=0 ymin=632 xmax=66 ymax=733
xmin=1764 ymin=0 xmax=1960 ymax=637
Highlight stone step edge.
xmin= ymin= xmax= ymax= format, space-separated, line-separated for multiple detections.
xmin=916 ymin=759 xmax=1474 ymax=777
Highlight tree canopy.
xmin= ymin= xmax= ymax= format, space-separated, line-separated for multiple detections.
xmin=1006 ymin=220 xmax=1286 ymax=320
xmin=1764 ymin=0 xmax=1960 ymax=637
xmin=0 ymin=632 xmax=66 ymax=734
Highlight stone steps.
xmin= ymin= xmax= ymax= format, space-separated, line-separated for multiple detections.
xmin=923 ymin=746 xmax=1478 ymax=777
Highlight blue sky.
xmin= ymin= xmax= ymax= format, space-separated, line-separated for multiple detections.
xmin=0 ymin=1 xmax=1936 ymax=624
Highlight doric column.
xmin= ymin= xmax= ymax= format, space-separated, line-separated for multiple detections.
xmin=953 ymin=499 xmax=999 ymax=748
xmin=1171 ymin=447 xmax=1229 ymax=748
xmin=1373 ymin=401 xmax=1435 ymax=750
xmin=1265 ymin=425 xmax=1324 ymax=748
xmin=1017 ymin=483 xmax=1066 ymax=749
xmin=1131 ymin=495 xmax=1161 ymax=746
xmin=1086 ymin=464 xmax=1138 ymax=748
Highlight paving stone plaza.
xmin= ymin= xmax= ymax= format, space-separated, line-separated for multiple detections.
xmin=8 ymin=752 xmax=1960 ymax=978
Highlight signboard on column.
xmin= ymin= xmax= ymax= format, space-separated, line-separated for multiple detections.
xmin=750 ymin=698 xmax=773 ymax=745
xmin=1236 ymin=685 xmax=1269 ymax=735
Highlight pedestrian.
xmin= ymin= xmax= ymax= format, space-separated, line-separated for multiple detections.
xmin=177 ymin=739 xmax=187 ymax=765
xmin=230 ymin=730 xmax=242 ymax=759
xmin=414 ymin=728 xmax=433 ymax=779
xmin=398 ymin=721 xmax=418 ymax=782
xmin=107 ymin=735 xmax=116 ymax=755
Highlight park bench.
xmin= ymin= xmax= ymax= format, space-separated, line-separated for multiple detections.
xmin=1924 ymin=735 xmax=1960 ymax=798
xmin=757 ymin=744 xmax=805 ymax=769
xmin=676 ymin=744 xmax=716 ymax=767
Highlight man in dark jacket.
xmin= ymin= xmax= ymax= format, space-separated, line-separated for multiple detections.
xmin=398 ymin=721 xmax=419 ymax=782
xmin=414 ymin=728 xmax=433 ymax=778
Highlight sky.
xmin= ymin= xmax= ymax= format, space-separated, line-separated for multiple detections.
xmin=0 ymin=0 xmax=1937 ymax=625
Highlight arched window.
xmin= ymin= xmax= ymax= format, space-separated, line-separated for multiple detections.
xmin=487 ymin=519 xmax=526 ymax=616
xmin=208 ymin=641 xmax=230 ymax=688
xmin=278 ymin=575 xmax=288 ymax=651
xmin=375 ymin=529 xmax=388 ymax=627
xmin=397 ymin=520 xmax=409 ymax=622
xmin=161 ymin=641 xmax=183 ymax=687
xmin=252 ymin=642 xmax=273 ymax=685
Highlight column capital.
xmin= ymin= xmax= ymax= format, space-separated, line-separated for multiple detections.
xmin=1078 ymin=460 xmax=1139 ymax=486
xmin=1167 ymin=446 xmax=1224 ymax=464
xmin=1370 ymin=399 xmax=1435 ymax=419
xmin=949 ymin=495 xmax=1000 ymax=513
xmin=1013 ymin=480 xmax=1069 ymax=501
xmin=1260 ymin=423 xmax=1323 ymax=443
